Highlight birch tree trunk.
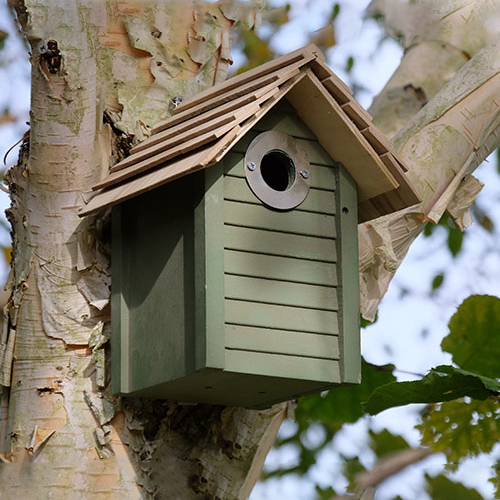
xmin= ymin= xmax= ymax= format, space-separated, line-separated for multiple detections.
xmin=0 ymin=1 xmax=291 ymax=498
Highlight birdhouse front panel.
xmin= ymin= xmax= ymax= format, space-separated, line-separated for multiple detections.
xmin=220 ymin=100 xmax=359 ymax=395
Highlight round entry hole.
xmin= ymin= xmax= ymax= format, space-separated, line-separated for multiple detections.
xmin=260 ymin=150 xmax=295 ymax=192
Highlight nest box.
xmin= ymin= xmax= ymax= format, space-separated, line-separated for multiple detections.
xmin=81 ymin=45 xmax=420 ymax=409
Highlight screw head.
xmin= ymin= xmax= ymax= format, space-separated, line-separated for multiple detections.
xmin=171 ymin=96 xmax=184 ymax=108
xmin=247 ymin=161 xmax=256 ymax=171
xmin=300 ymin=169 xmax=310 ymax=179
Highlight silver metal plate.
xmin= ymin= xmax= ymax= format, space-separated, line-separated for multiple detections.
xmin=244 ymin=131 xmax=311 ymax=210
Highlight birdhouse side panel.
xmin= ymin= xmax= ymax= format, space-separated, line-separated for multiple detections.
xmin=335 ymin=166 xmax=361 ymax=384
xmin=112 ymin=176 xmax=203 ymax=395
xmin=221 ymin=108 xmax=342 ymax=387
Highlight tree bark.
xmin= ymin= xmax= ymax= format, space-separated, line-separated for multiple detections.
xmin=360 ymin=0 xmax=500 ymax=320
xmin=0 ymin=1 xmax=292 ymax=498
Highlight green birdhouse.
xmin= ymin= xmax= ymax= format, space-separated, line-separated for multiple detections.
xmin=81 ymin=45 xmax=420 ymax=409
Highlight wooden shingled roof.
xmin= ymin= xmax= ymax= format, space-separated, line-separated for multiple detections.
xmin=80 ymin=44 xmax=420 ymax=222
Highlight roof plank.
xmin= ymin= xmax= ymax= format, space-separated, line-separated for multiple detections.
xmin=286 ymin=70 xmax=399 ymax=201
xmin=341 ymin=101 xmax=373 ymax=130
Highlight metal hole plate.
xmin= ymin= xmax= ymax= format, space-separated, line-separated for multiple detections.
xmin=244 ymin=131 xmax=311 ymax=210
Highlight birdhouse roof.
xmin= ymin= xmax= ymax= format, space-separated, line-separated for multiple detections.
xmin=80 ymin=44 xmax=420 ymax=222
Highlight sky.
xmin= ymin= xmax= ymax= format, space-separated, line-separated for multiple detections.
xmin=1 ymin=0 xmax=499 ymax=498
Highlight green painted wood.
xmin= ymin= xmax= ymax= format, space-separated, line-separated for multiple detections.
xmin=224 ymin=250 xmax=338 ymax=286
xmin=123 ymin=366 xmax=337 ymax=409
xmin=224 ymin=176 xmax=335 ymax=214
xmin=273 ymin=96 xmax=296 ymax=113
xmin=223 ymin=154 xmax=337 ymax=191
xmin=224 ymin=350 xmax=341 ymax=383
xmin=194 ymin=162 xmax=225 ymax=370
xmin=225 ymin=299 xmax=339 ymax=335
xmin=224 ymin=225 xmax=336 ymax=262
xmin=225 ymin=324 xmax=340 ymax=359
xmin=116 ymin=177 xmax=200 ymax=394
xmin=224 ymin=200 xmax=336 ymax=238
xmin=111 ymin=205 xmax=128 ymax=394
xmin=336 ymin=165 xmax=361 ymax=383
xmin=252 ymin=110 xmax=316 ymax=139
xmin=225 ymin=274 xmax=338 ymax=311
xmin=233 ymin=131 xmax=334 ymax=166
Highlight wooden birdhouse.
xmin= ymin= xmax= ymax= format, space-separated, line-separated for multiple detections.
xmin=81 ymin=45 xmax=420 ymax=409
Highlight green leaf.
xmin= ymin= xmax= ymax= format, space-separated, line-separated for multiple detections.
xmin=296 ymin=360 xmax=396 ymax=425
xmin=447 ymin=226 xmax=463 ymax=257
xmin=369 ymin=429 xmax=409 ymax=458
xmin=418 ymin=398 xmax=500 ymax=465
xmin=423 ymin=221 xmax=435 ymax=237
xmin=315 ymin=485 xmax=337 ymax=500
xmin=442 ymin=294 xmax=500 ymax=378
xmin=345 ymin=56 xmax=354 ymax=73
xmin=426 ymin=474 xmax=483 ymax=500
xmin=431 ymin=273 xmax=444 ymax=290
xmin=363 ymin=365 xmax=499 ymax=415
xmin=331 ymin=3 xmax=340 ymax=21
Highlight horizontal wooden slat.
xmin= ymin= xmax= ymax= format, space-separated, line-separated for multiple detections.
xmin=223 ymin=154 xmax=337 ymax=191
xmin=224 ymin=200 xmax=336 ymax=238
xmin=225 ymin=324 xmax=340 ymax=359
xmin=224 ymin=225 xmax=336 ymax=262
xmin=225 ymin=299 xmax=339 ymax=335
xmin=151 ymin=82 xmax=280 ymax=135
xmin=174 ymin=44 xmax=319 ymax=114
xmin=164 ymin=64 xmax=301 ymax=128
xmin=224 ymin=176 xmax=335 ymax=214
xmin=224 ymin=349 xmax=341 ymax=383
xmin=231 ymin=132 xmax=334 ymax=166
xmin=224 ymin=250 xmax=338 ymax=286
xmin=225 ymin=274 xmax=338 ymax=310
